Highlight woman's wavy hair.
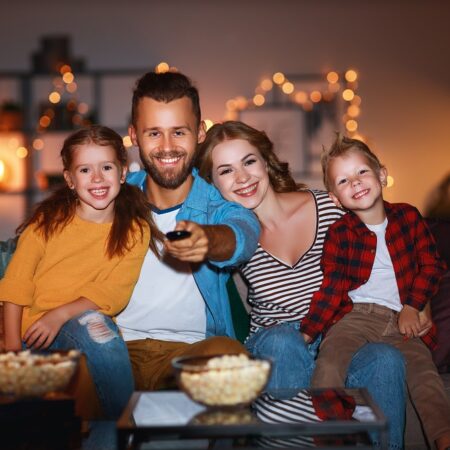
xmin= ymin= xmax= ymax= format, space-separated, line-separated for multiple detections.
xmin=197 ymin=121 xmax=304 ymax=193
xmin=18 ymin=125 xmax=162 ymax=258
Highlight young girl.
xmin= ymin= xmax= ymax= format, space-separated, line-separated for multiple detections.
xmin=0 ymin=125 xmax=155 ymax=419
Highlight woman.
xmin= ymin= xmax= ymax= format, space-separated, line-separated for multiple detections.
xmin=197 ymin=121 xmax=428 ymax=450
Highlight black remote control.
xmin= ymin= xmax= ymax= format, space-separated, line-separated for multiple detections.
xmin=165 ymin=230 xmax=192 ymax=241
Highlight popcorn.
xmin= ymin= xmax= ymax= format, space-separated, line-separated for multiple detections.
xmin=0 ymin=350 xmax=80 ymax=397
xmin=176 ymin=354 xmax=271 ymax=407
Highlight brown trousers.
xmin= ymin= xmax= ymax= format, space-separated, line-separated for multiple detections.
xmin=311 ymin=303 xmax=450 ymax=444
xmin=126 ymin=336 xmax=247 ymax=391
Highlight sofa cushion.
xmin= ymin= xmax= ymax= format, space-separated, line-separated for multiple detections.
xmin=431 ymin=272 xmax=450 ymax=373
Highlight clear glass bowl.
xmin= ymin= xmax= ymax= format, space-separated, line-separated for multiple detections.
xmin=0 ymin=349 xmax=80 ymax=398
xmin=172 ymin=353 xmax=271 ymax=409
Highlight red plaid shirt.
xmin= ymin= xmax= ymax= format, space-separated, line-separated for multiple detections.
xmin=301 ymin=202 xmax=446 ymax=349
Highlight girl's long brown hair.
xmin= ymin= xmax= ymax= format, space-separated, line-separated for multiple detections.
xmin=197 ymin=121 xmax=305 ymax=193
xmin=18 ymin=125 xmax=162 ymax=258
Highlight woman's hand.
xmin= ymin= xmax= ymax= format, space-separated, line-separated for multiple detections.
xmin=23 ymin=309 xmax=67 ymax=349
xmin=398 ymin=304 xmax=421 ymax=338
xmin=301 ymin=332 xmax=313 ymax=344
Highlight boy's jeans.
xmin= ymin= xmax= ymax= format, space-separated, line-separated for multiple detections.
xmin=49 ymin=310 xmax=134 ymax=419
xmin=245 ymin=321 xmax=406 ymax=450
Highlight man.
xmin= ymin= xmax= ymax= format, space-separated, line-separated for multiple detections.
xmin=116 ymin=71 xmax=260 ymax=390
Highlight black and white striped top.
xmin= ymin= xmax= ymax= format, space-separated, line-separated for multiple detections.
xmin=252 ymin=390 xmax=320 ymax=448
xmin=241 ymin=190 xmax=343 ymax=335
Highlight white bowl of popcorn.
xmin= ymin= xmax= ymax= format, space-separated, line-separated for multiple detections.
xmin=172 ymin=353 xmax=271 ymax=408
xmin=0 ymin=350 xmax=80 ymax=398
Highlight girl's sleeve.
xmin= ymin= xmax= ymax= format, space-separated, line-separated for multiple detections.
xmin=78 ymin=224 xmax=150 ymax=316
xmin=0 ymin=226 xmax=44 ymax=306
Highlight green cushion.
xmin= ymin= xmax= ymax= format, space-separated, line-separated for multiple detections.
xmin=227 ymin=277 xmax=250 ymax=343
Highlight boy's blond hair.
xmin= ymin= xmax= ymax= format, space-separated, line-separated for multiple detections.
xmin=321 ymin=133 xmax=384 ymax=191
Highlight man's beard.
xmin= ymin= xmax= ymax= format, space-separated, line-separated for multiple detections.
xmin=140 ymin=149 xmax=196 ymax=190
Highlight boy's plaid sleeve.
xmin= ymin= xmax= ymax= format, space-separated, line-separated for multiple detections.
xmin=301 ymin=224 xmax=352 ymax=340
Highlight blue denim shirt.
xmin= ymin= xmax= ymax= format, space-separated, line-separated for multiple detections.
xmin=127 ymin=169 xmax=260 ymax=338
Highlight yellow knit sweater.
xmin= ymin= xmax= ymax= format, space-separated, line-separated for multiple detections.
xmin=0 ymin=215 xmax=150 ymax=336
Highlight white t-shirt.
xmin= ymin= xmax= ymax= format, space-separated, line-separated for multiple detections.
xmin=117 ymin=205 xmax=206 ymax=343
xmin=349 ymin=218 xmax=402 ymax=311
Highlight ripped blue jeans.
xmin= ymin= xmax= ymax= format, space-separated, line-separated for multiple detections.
xmin=49 ymin=310 xmax=134 ymax=419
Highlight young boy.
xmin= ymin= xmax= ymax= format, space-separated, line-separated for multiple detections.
xmin=301 ymin=134 xmax=450 ymax=450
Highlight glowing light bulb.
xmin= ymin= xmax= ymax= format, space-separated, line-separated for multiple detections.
xmin=260 ymin=79 xmax=273 ymax=91
xmin=347 ymin=105 xmax=361 ymax=118
xmin=327 ymin=71 xmax=339 ymax=84
xmin=78 ymin=103 xmax=89 ymax=114
xmin=282 ymin=82 xmax=294 ymax=94
xmin=156 ymin=62 xmax=170 ymax=73
xmin=204 ymin=119 xmax=214 ymax=130
xmin=272 ymin=72 xmax=285 ymax=85
xmin=66 ymin=82 xmax=77 ymax=93
xmin=59 ymin=64 xmax=72 ymax=74
xmin=62 ymin=72 xmax=74 ymax=84
xmin=310 ymin=90 xmax=322 ymax=103
xmin=345 ymin=69 xmax=358 ymax=82
xmin=39 ymin=116 xmax=51 ymax=128
xmin=123 ymin=136 xmax=133 ymax=148
xmin=49 ymin=92 xmax=61 ymax=104
xmin=253 ymin=94 xmax=265 ymax=106
xmin=342 ymin=89 xmax=355 ymax=101
xmin=294 ymin=91 xmax=308 ymax=104
xmin=33 ymin=139 xmax=44 ymax=150
xmin=16 ymin=147 xmax=28 ymax=158
xmin=345 ymin=119 xmax=358 ymax=132
xmin=387 ymin=176 xmax=394 ymax=188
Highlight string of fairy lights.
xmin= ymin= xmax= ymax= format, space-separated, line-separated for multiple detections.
xmin=223 ymin=68 xmax=364 ymax=141
xmin=2 ymin=61 xmax=394 ymax=189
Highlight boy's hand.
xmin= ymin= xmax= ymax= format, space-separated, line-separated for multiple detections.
xmin=164 ymin=221 xmax=209 ymax=262
xmin=302 ymin=332 xmax=313 ymax=344
xmin=23 ymin=309 xmax=67 ymax=349
xmin=417 ymin=302 xmax=433 ymax=337
xmin=398 ymin=305 xmax=421 ymax=338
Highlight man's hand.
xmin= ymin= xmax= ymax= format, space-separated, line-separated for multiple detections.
xmin=164 ymin=221 xmax=209 ymax=262
xmin=398 ymin=304 xmax=421 ymax=338
xmin=302 ymin=332 xmax=313 ymax=344
xmin=23 ymin=308 xmax=67 ymax=349
xmin=164 ymin=221 xmax=236 ymax=263
xmin=417 ymin=302 xmax=433 ymax=337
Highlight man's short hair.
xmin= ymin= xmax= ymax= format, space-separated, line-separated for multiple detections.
xmin=131 ymin=72 xmax=201 ymax=126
